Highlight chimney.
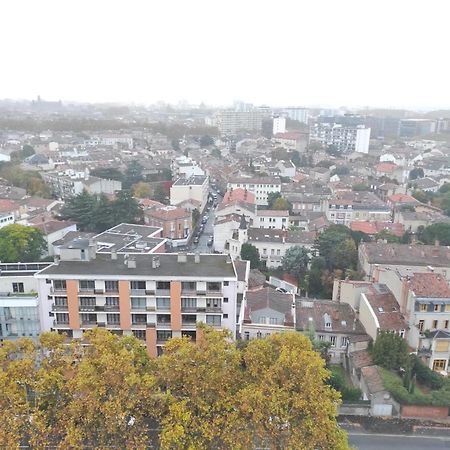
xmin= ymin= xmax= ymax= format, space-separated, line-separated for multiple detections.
xmin=53 ymin=254 xmax=60 ymax=266
xmin=194 ymin=252 xmax=200 ymax=263
xmin=152 ymin=256 xmax=160 ymax=269
xmin=177 ymin=253 xmax=187 ymax=263
xmin=111 ymin=249 xmax=117 ymax=260
xmin=434 ymin=240 xmax=440 ymax=247
xmin=127 ymin=257 xmax=136 ymax=269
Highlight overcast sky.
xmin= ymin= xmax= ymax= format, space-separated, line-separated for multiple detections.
xmin=1 ymin=0 xmax=449 ymax=109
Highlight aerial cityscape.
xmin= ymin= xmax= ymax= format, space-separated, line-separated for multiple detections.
xmin=1 ymin=1 xmax=450 ymax=449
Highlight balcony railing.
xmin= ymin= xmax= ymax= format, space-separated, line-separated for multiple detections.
xmin=156 ymin=321 xmax=171 ymax=328
xmin=52 ymin=304 xmax=68 ymax=312
xmin=181 ymin=306 xmax=198 ymax=313
xmin=181 ymin=321 xmax=197 ymax=328
xmin=50 ymin=287 xmax=66 ymax=294
xmin=81 ymin=322 xmax=97 ymax=328
xmin=106 ymin=323 xmax=121 ymax=328
xmin=79 ymin=306 xmax=96 ymax=312
xmin=132 ymin=322 xmax=148 ymax=328
xmin=104 ymin=305 xmax=120 ymax=312
xmin=156 ymin=289 xmax=170 ymax=296
xmin=130 ymin=289 xmax=146 ymax=296
xmin=205 ymin=306 xmax=222 ymax=313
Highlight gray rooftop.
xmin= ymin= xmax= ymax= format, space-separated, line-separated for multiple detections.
xmin=37 ymin=253 xmax=237 ymax=279
xmin=173 ymin=175 xmax=208 ymax=186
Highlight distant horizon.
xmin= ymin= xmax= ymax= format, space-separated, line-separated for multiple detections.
xmin=1 ymin=96 xmax=450 ymax=114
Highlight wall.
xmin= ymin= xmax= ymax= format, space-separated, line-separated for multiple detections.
xmin=338 ymin=403 xmax=371 ymax=416
xmin=359 ymin=294 xmax=378 ymax=340
xmin=401 ymin=405 xmax=449 ymax=419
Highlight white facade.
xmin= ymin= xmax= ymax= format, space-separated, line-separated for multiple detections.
xmin=255 ymin=211 xmax=289 ymax=230
xmin=170 ymin=175 xmax=209 ymax=211
xmin=284 ymin=107 xmax=309 ymax=124
xmin=227 ymin=178 xmax=281 ymax=206
xmin=273 ymin=117 xmax=286 ymax=135
xmin=0 ymin=213 xmax=15 ymax=228
xmin=355 ymin=128 xmax=371 ymax=154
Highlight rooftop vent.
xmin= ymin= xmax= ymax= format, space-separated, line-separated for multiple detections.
xmin=152 ymin=256 xmax=160 ymax=269
xmin=177 ymin=253 xmax=187 ymax=263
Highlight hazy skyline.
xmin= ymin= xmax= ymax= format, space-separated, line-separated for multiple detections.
xmin=1 ymin=0 xmax=450 ymax=109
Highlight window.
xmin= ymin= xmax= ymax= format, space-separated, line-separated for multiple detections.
xmin=445 ymin=320 xmax=449 ymax=329
xmin=435 ymin=341 xmax=449 ymax=353
xmin=182 ymin=314 xmax=197 ymax=325
xmin=330 ymin=336 xmax=337 ymax=347
xmin=80 ymin=313 xmax=96 ymax=324
xmin=399 ymin=329 xmax=405 ymax=338
xmin=157 ymin=314 xmax=171 ymax=324
xmin=207 ymin=282 xmax=221 ymax=292
xmin=206 ymin=315 xmax=221 ymax=326
xmin=130 ymin=281 xmax=146 ymax=290
xmin=270 ymin=317 xmax=278 ymax=325
xmin=244 ymin=331 xmax=250 ymax=341
xmin=157 ymin=330 xmax=172 ymax=341
xmin=181 ymin=281 xmax=196 ymax=291
xmin=156 ymin=281 xmax=170 ymax=290
xmin=224 ymin=281 xmax=229 ymax=286
xmin=434 ymin=304 xmax=440 ymax=312
xmin=56 ymin=313 xmax=69 ymax=324
xmin=276 ymin=249 xmax=280 ymax=256
xmin=107 ymin=314 xmax=120 ymax=325
xmin=263 ymin=248 xmax=267 ymax=255
xmin=12 ymin=282 xmax=24 ymax=293
xmin=432 ymin=320 xmax=438 ymax=329
xmin=418 ymin=320 xmax=425 ymax=332
xmin=340 ymin=337 xmax=348 ymax=348
xmin=325 ymin=322 xmax=332 ymax=329
xmin=445 ymin=304 xmax=450 ymax=312
xmin=318 ymin=335 xmax=324 ymax=341
xmin=54 ymin=296 xmax=67 ymax=307
xmin=132 ymin=330 xmax=146 ymax=340
xmin=156 ymin=298 xmax=170 ymax=310
xmin=105 ymin=280 xmax=119 ymax=292
xmin=181 ymin=297 xmax=197 ymax=309
xmin=131 ymin=297 xmax=146 ymax=310
xmin=53 ymin=280 xmax=66 ymax=291
xmin=79 ymin=297 xmax=96 ymax=308
xmin=432 ymin=359 xmax=447 ymax=371
xmin=206 ymin=298 xmax=221 ymax=308
xmin=223 ymin=314 xmax=228 ymax=319
xmin=420 ymin=304 xmax=428 ymax=312
xmin=106 ymin=297 xmax=119 ymax=307
xmin=79 ymin=280 xmax=95 ymax=291
xmin=132 ymin=314 xmax=147 ymax=325
xmin=223 ymin=297 xmax=229 ymax=303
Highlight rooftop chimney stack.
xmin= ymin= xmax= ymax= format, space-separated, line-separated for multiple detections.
xmin=177 ymin=253 xmax=187 ymax=263
xmin=152 ymin=256 xmax=160 ymax=269
xmin=111 ymin=249 xmax=117 ymax=260
xmin=127 ymin=257 xmax=136 ymax=269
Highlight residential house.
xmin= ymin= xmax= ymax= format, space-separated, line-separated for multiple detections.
xmin=227 ymin=176 xmax=281 ymax=206
xmin=273 ymin=131 xmax=308 ymax=153
xmin=33 ymin=220 xmax=77 ymax=256
xmin=254 ymin=209 xmax=289 ymax=230
xmin=144 ymin=206 xmax=192 ymax=243
xmin=170 ymin=175 xmax=209 ymax=212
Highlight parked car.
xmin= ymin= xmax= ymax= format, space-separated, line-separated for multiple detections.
xmin=201 ymin=216 xmax=208 ymax=224
xmin=207 ymin=237 xmax=213 ymax=246
xmin=193 ymin=236 xmax=199 ymax=244
xmin=276 ymin=287 xmax=288 ymax=294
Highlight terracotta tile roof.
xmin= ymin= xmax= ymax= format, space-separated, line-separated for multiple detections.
xmin=144 ymin=206 xmax=190 ymax=221
xmin=139 ymin=198 xmax=164 ymax=208
xmin=0 ymin=199 xmax=19 ymax=212
xmin=350 ymin=349 xmax=373 ymax=370
xmin=350 ymin=221 xmax=404 ymax=237
xmin=410 ymin=273 xmax=450 ymax=298
xmin=375 ymin=162 xmax=398 ymax=173
xmin=363 ymin=284 xmax=407 ymax=331
xmin=222 ymin=188 xmax=256 ymax=204
xmin=388 ymin=193 xmax=418 ymax=204
xmin=234 ymin=260 xmax=249 ymax=283
xmin=34 ymin=220 xmax=76 ymax=235
xmin=361 ymin=365 xmax=385 ymax=394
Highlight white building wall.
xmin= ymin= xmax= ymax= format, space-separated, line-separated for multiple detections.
xmin=355 ymin=128 xmax=371 ymax=153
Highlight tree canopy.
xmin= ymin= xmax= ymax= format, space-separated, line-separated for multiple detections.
xmin=0 ymin=328 xmax=349 ymax=450
xmin=370 ymin=331 xmax=409 ymax=371
xmin=418 ymin=223 xmax=450 ymax=246
xmin=281 ymin=245 xmax=309 ymax=282
xmin=0 ymin=224 xmax=46 ymax=262
xmin=61 ymin=190 xmax=143 ymax=232
xmin=240 ymin=243 xmax=260 ymax=269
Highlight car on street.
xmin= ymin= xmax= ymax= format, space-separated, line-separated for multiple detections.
xmin=207 ymin=237 xmax=213 ymax=246
xmin=193 ymin=236 xmax=199 ymax=244
xmin=202 ymin=216 xmax=208 ymax=224
xmin=276 ymin=287 xmax=288 ymax=293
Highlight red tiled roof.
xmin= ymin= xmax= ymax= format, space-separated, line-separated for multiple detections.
xmin=350 ymin=221 xmax=405 ymax=237
xmin=375 ymin=162 xmax=397 ymax=173
xmin=34 ymin=220 xmax=75 ymax=235
xmin=223 ymin=188 xmax=256 ymax=204
xmin=350 ymin=221 xmax=377 ymax=234
xmin=410 ymin=273 xmax=450 ymax=298
xmin=0 ymin=199 xmax=19 ymax=212
xmin=388 ymin=193 xmax=418 ymax=204
xmin=257 ymin=209 xmax=289 ymax=217
xmin=144 ymin=206 xmax=190 ymax=221
xmin=139 ymin=198 xmax=165 ymax=208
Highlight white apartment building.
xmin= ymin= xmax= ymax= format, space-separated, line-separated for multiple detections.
xmin=255 ymin=210 xmax=289 ymax=229
xmin=171 ymin=156 xmax=205 ymax=180
xmin=227 ymin=177 xmax=281 ymax=206
xmin=310 ymin=123 xmax=371 ymax=154
xmin=170 ymin=175 xmax=209 ymax=211
xmin=283 ymin=107 xmax=309 ymax=124
xmin=272 ymin=116 xmax=286 ymax=135
xmin=100 ymin=135 xmax=134 ymax=149
xmin=215 ymin=109 xmax=271 ymax=135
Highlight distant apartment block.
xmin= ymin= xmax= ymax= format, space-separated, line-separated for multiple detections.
xmin=100 ymin=135 xmax=134 ymax=149
xmin=272 ymin=116 xmax=286 ymax=135
xmin=170 ymin=175 xmax=209 ymax=211
xmin=171 ymin=156 xmax=205 ymax=180
xmin=283 ymin=107 xmax=309 ymax=124
xmin=310 ymin=122 xmax=371 ymax=153
xmin=42 ymin=171 xmax=122 ymax=199
xmin=36 ymin=244 xmax=243 ymax=356
xmin=215 ymin=109 xmax=271 ymax=135
xmin=227 ymin=177 xmax=281 ymax=206
xmin=399 ymin=119 xmax=436 ymax=137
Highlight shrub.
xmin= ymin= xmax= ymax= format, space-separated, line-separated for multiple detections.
xmin=412 ymin=356 xmax=444 ymax=390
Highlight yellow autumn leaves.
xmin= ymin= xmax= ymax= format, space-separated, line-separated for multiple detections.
xmin=0 ymin=327 xmax=350 ymax=450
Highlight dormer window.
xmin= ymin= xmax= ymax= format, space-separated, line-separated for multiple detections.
xmin=325 ymin=322 xmax=332 ymax=329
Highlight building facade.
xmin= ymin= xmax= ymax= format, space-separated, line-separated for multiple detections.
xmin=227 ymin=177 xmax=281 ymax=206
xmin=170 ymin=175 xmax=209 ymax=212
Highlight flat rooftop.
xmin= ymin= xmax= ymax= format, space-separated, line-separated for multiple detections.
xmin=36 ymin=253 xmax=237 ymax=279
xmin=173 ymin=175 xmax=208 ymax=186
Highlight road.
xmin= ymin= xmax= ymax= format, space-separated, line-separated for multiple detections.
xmin=348 ymin=432 xmax=450 ymax=449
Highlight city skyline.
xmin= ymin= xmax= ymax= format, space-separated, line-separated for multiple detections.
xmin=1 ymin=0 xmax=450 ymax=109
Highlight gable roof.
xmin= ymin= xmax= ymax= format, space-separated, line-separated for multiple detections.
xmin=410 ymin=273 xmax=450 ymax=298
xmin=245 ymin=286 xmax=294 ymax=324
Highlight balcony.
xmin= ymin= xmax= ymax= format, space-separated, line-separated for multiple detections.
xmin=156 ymin=289 xmax=170 ymax=296
xmin=52 ymin=304 xmax=68 ymax=312
xmin=79 ymin=306 xmax=96 ymax=312
xmin=104 ymin=305 xmax=120 ymax=312
xmin=50 ymin=287 xmax=66 ymax=294
xmin=94 ymin=289 xmax=105 ymax=295
xmin=132 ymin=321 xmax=148 ymax=329
xmin=205 ymin=306 xmax=222 ymax=313
xmin=181 ymin=307 xmax=198 ymax=313
xmin=130 ymin=289 xmax=146 ymax=296
xmin=78 ymin=288 xmax=95 ymax=294
xmin=417 ymin=346 xmax=432 ymax=357
xmin=156 ymin=321 xmax=171 ymax=328
xmin=81 ymin=321 xmax=97 ymax=328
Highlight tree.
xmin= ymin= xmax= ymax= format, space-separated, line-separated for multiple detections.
xmin=409 ymin=167 xmax=424 ymax=180
xmin=0 ymin=224 xmax=46 ymax=262
xmin=200 ymin=135 xmax=215 ymax=147
xmin=411 ymin=189 xmax=429 ymax=203
xmin=22 ymin=144 xmax=35 ymax=158
xmin=352 ymin=183 xmax=370 ymax=191
xmin=240 ymin=243 xmax=260 ymax=269
xmin=271 ymin=197 xmax=290 ymax=211
xmin=93 ymin=194 xmax=116 ymax=233
xmin=192 ymin=208 xmax=200 ymax=228
xmin=156 ymin=326 xmax=251 ymax=450
xmin=334 ymin=239 xmax=357 ymax=271
xmin=267 ymin=192 xmax=287 ymax=210
xmin=374 ymin=229 xmax=400 ymax=243
xmin=331 ymin=166 xmax=350 ymax=177
xmin=419 ymin=223 xmax=450 ymax=246
xmin=124 ymin=160 xmax=144 ymax=188
xmin=152 ymin=183 xmax=168 ymax=204
xmin=290 ymin=150 xmax=301 ymax=167
xmin=112 ymin=190 xmax=144 ymax=224
xmin=133 ymin=181 xmax=151 ymax=199
xmin=370 ymin=331 xmax=409 ymax=370
xmin=240 ymin=333 xmax=349 ymax=450
xmin=211 ymin=147 xmax=221 ymax=158
xmin=307 ymin=257 xmax=327 ymax=297
xmin=171 ymin=138 xmax=180 ymax=151
xmin=315 ymin=225 xmax=354 ymax=270
xmin=281 ymin=246 xmax=310 ymax=283
xmin=60 ymin=190 xmax=97 ymax=231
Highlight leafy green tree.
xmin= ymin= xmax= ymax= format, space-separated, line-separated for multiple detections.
xmin=93 ymin=194 xmax=116 ymax=232
xmin=370 ymin=331 xmax=409 ymax=370
xmin=281 ymin=245 xmax=310 ymax=283
xmin=409 ymin=167 xmax=424 ymax=180
xmin=307 ymin=257 xmax=327 ymax=297
xmin=240 ymin=243 xmax=260 ymax=269
xmin=331 ymin=166 xmax=350 ymax=177
xmin=315 ymin=225 xmax=354 ymax=270
xmin=132 ymin=181 xmax=151 ymax=199
xmin=124 ymin=160 xmax=144 ymax=188
xmin=200 ymin=135 xmax=215 ymax=147
xmin=334 ymin=239 xmax=357 ymax=270
xmin=112 ymin=190 xmax=143 ymax=224
xmin=271 ymin=196 xmax=290 ymax=211
xmin=60 ymin=190 xmax=97 ymax=231
xmin=152 ymin=183 xmax=168 ymax=204
xmin=171 ymin=138 xmax=180 ymax=151
xmin=22 ymin=144 xmax=35 ymax=158
xmin=419 ymin=223 xmax=450 ymax=246
xmin=192 ymin=208 xmax=200 ymax=228
xmin=0 ymin=224 xmax=46 ymax=262
xmin=352 ymin=183 xmax=370 ymax=191
xmin=411 ymin=189 xmax=430 ymax=203
xmin=375 ymin=229 xmax=400 ymax=243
